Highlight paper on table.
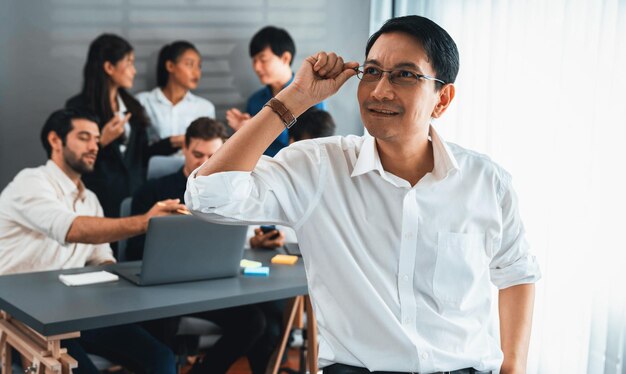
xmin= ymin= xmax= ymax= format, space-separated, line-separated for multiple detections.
xmin=59 ymin=271 xmax=119 ymax=286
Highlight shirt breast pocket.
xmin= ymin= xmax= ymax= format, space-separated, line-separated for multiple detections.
xmin=433 ymin=232 xmax=489 ymax=307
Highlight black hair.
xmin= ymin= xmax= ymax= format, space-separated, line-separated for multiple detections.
xmin=80 ymin=33 xmax=150 ymax=128
xmin=365 ymin=15 xmax=459 ymax=89
xmin=290 ymin=108 xmax=336 ymax=142
xmin=40 ymin=108 xmax=100 ymax=158
xmin=157 ymin=41 xmax=200 ymax=88
xmin=185 ymin=117 xmax=228 ymax=147
xmin=249 ymin=26 xmax=296 ymax=65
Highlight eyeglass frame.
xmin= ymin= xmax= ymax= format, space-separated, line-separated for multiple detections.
xmin=353 ymin=65 xmax=447 ymax=86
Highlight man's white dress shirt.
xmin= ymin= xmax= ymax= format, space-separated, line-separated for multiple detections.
xmin=0 ymin=161 xmax=115 ymax=275
xmin=136 ymin=87 xmax=216 ymax=141
xmin=185 ymin=127 xmax=541 ymax=373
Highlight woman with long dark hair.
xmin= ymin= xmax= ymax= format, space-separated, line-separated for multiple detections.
xmin=66 ymin=33 xmax=176 ymax=218
xmin=137 ymin=41 xmax=215 ymax=148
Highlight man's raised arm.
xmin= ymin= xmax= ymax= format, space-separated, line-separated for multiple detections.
xmin=195 ymin=52 xmax=358 ymax=177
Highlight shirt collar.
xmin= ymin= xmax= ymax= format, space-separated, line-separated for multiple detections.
xmin=351 ymin=125 xmax=459 ymax=182
xmin=155 ymin=87 xmax=194 ymax=105
xmin=45 ymin=160 xmax=86 ymax=200
xmin=429 ymin=125 xmax=459 ymax=179
xmin=117 ymin=94 xmax=127 ymax=115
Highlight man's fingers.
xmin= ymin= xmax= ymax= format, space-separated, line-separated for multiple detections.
xmin=318 ymin=53 xmax=338 ymax=76
xmin=334 ymin=61 xmax=360 ymax=86
xmin=327 ymin=56 xmax=345 ymax=78
xmin=158 ymin=198 xmax=181 ymax=205
xmin=313 ymin=52 xmax=328 ymax=72
xmin=227 ymin=108 xmax=241 ymax=116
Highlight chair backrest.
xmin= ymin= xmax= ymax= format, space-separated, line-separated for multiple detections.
xmin=147 ymin=155 xmax=184 ymax=180
xmin=117 ymin=197 xmax=132 ymax=262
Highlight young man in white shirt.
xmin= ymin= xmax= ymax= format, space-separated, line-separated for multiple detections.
xmin=186 ymin=15 xmax=540 ymax=374
xmin=0 ymin=108 xmax=185 ymax=374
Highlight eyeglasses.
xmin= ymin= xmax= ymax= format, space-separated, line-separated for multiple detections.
xmin=354 ymin=65 xmax=446 ymax=86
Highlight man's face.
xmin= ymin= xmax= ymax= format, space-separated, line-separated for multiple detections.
xmin=251 ymin=47 xmax=291 ymax=85
xmin=62 ymin=119 xmax=100 ymax=175
xmin=357 ymin=32 xmax=442 ymax=142
xmin=182 ymin=137 xmax=224 ymax=175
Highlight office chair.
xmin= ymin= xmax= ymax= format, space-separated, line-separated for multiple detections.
xmin=147 ymin=155 xmax=184 ymax=180
xmin=116 ymin=197 xmax=132 ymax=262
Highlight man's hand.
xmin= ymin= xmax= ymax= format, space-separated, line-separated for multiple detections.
xmin=249 ymin=227 xmax=285 ymax=249
xmin=195 ymin=51 xmax=357 ymax=177
xmin=169 ymin=135 xmax=185 ymax=148
xmin=141 ymin=199 xmax=187 ymax=231
xmin=226 ymin=108 xmax=251 ymax=131
xmin=100 ymin=113 xmax=131 ymax=147
xmin=284 ymin=52 xmax=359 ymax=112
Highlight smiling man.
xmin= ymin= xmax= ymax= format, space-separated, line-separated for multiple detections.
xmin=226 ymin=26 xmax=326 ymax=157
xmin=187 ymin=16 xmax=541 ymax=374
xmin=0 ymin=108 xmax=185 ymax=374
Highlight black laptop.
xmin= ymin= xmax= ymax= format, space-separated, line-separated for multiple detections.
xmin=116 ymin=215 xmax=247 ymax=286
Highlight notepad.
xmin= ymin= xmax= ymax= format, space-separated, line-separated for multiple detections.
xmin=59 ymin=271 xmax=119 ymax=286
xmin=243 ymin=266 xmax=270 ymax=277
xmin=271 ymin=254 xmax=299 ymax=265
xmin=240 ymin=259 xmax=263 ymax=268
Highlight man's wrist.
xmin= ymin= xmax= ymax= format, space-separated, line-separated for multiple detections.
xmin=134 ymin=214 xmax=150 ymax=234
xmin=275 ymin=85 xmax=312 ymax=118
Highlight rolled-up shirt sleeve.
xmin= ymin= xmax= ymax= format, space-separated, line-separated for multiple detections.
xmin=8 ymin=173 xmax=78 ymax=245
xmin=87 ymin=243 xmax=116 ymax=265
xmin=490 ymin=174 xmax=541 ymax=289
xmin=186 ymin=140 xmax=325 ymax=228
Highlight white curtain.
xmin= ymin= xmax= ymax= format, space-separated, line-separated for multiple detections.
xmin=385 ymin=0 xmax=626 ymax=373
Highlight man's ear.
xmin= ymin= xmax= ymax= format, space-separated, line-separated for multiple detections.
xmin=47 ymin=131 xmax=63 ymax=154
xmin=280 ymin=51 xmax=292 ymax=66
xmin=103 ymin=61 xmax=115 ymax=76
xmin=431 ymin=84 xmax=455 ymax=119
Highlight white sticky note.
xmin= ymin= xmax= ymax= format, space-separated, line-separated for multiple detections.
xmin=240 ymin=259 xmax=262 ymax=268
xmin=59 ymin=271 xmax=119 ymax=286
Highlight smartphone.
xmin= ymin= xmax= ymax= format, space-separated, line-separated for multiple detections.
xmin=260 ymin=225 xmax=280 ymax=240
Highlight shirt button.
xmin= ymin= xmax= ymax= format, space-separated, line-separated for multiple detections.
xmin=403 ymin=318 xmax=412 ymax=324
xmin=404 ymin=232 xmax=414 ymax=239
xmin=402 ymin=275 xmax=409 ymax=281
xmin=420 ymin=352 xmax=429 ymax=360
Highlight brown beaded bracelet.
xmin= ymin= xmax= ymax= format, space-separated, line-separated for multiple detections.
xmin=263 ymin=98 xmax=297 ymax=129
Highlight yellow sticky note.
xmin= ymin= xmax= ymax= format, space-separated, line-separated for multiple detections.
xmin=271 ymin=254 xmax=299 ymax=265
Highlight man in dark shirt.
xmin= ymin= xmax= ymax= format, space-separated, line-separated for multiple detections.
xmin=128 ymin=117 xmax=266 ymax=374
xmin=127 ymin=117 xmax=227 ymax=259
xmin=225 ymin=26 xmax=326 ymax=157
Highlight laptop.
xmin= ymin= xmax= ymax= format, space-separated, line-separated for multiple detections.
xmin=116 ymin=215 xmax=247 ymax=286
